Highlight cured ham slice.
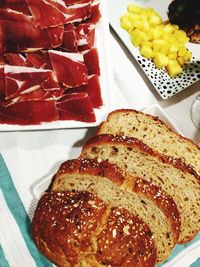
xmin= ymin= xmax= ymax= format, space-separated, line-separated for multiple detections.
xmin=0 ymin=8 xmax=64 ymax=48
xmin=0 ymin=7 xmax=32 ymax=21
xmin=65 ymin=2 xmax=92 ymax=24
xmin=62 ymin=24 xmax=78 ymax=52
xmin=26 ymin=0 xmax=67 ymax=28
xmin=26 ymin=51 xmax=53 ymax=70
xmin=3 ymin=87 xmax=64 ymax=107
xmin=75 ymin=23 xmax=95 ymax=48
xmin=63 ymin=0 xmax=91 ymax=6
xmin=0 ymin=104 xmax=30 ymax=124
xmin=0 ymin=20 xmax=51 ymax=53
xmin=66 ymin=74 xmax=102 ymax=108
xmin=4 ymin=65 xmax=60 ymax=100
xmin=5 ymin=53 xmax=33 ymax=67
xmin=26 ymin=0 xmax=92 ymax=29
xmin=47 ymin=26 xmax=64 ymax=48
xmin=83 ymin=47 xmax=100 ymax=76
xmin=49 ymin=50 xmax=88 ymax=88
xmin=81 ymin=74 xmax=102 ymax=108
xmin=85 ymin=3 xmax=101 ymax=24
xmin=0 ymin=66 xmax=5 ymax=100
xmin=0 ymin=100 xmax=59 ymax=125
xmin=56 ymin=92 xmax=95 ymax=122
xmin=0 ymin=0 xmax=30 ymax=15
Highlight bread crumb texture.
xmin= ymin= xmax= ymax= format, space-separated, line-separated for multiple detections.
xmin=81 ymin=134 xmax=200 ymax=244
xmin=98 ymin=109 xmax=200 ymax=175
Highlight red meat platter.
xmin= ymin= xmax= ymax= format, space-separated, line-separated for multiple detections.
xmin=0 ymin=0 xmax=112 ymax=130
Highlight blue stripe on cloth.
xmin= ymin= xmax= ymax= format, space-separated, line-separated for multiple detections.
xmin=0 ymin=154 xmax=53 ymax=267
xmin=0 ymin=244 xmax=10 ymax=267
xmin=190 ymin=257 xmax=200 ymax=267
xmin=156 ymin=233 xmax=200 ymax=266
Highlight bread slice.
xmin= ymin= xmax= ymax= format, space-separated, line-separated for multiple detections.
xmin=97 ymin=109 xmax=200 ymax=175
xmin=51 ymin=158 xmax=181 ymax=262
xmin=32 ymin=191 xmax=157 ymax=267
xmin=81 ymin=134 xmax=200 ymax=244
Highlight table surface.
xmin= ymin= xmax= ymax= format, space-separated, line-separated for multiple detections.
xmin=0 ymin=20 xmax=200 ymax=267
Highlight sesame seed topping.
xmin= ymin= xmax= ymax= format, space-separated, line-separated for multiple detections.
xmin=112 ymin=229 xmax=117 ymax=238
xmin=123 ymin=225 xmax=130 ymax=235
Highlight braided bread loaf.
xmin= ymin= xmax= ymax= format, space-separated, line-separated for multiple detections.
xmin=50 ymin=158 xmax=180 ymax=262
xmin=32 ymin=159 xmax=159 ymax=266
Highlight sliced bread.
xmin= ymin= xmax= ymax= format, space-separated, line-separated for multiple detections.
xmin=97 ymin=109 xmax=200 ymax=175
xmin=81 ymin=134 xmax=200 ymax=244
xmin=51 ymin=158 xmax=181 ymax=262
xmin=32 ymin=191 xmax=157 ymax=267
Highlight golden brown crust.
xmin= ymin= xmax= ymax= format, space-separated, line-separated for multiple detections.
xmin=55 ymin=158 xmax=124 ymax=186
xmin=32 ymin=190 xmax=157 ymax=267
xmin=52 ymin=158 xmax=181 ymax=244
xmin=134 ymin=178 xmax=181 ymax=242
xmin=96 ymin=207 xmax=157 ymax=267
xmin=97 ymin=108 xmax=200 ymax=169
xmin=83 ymin=134 xmax=200 ymax=181
xmin=32 ymin=191 xmax=107 ymax=266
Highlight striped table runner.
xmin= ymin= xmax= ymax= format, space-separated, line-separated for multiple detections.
xmin=0 ymin=154 xmax=53 ymax=267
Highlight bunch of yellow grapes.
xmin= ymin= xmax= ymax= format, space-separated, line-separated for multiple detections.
xmin=120 ymin=4 xmax=192 ymax=77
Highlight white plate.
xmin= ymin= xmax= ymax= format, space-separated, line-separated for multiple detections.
xmin=109 ymin=0 xmax=200 ymax=99
xmin=0 ymin=0 xmax=113 ymax=131
xmin=32 ymin=103 xmax=182 ymax=199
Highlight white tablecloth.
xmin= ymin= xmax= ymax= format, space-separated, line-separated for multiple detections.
xmin=0 ymin=31 xmax=200 ymax=267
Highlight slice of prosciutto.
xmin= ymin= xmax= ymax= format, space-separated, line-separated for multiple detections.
xmin=26 ymin=0 xmax=67 ymax=28
xmin=0 ymin=20 xmax=51 ymax=53
xmin=47 ymin=26 xmax=64 ymax=48
xmin=85 ymin=2 xmax=100 ymax=24
xmin=26 ymin=0 xmax=92 ymax=29
xmin=3 ymin=87 xmax=64 ymax=107
xmin=66 ymin=74 xmax=102 ymax=108
xmin=0 ymin=11 xmax=63 ymax=52
xmin=0 ymin=100 xmax=59 ymax=125
xmin=62 ymin=24 xmax=78 ymax=52
xmin=83 ymin=47 xmax=100 ymax=76
xmin=26 ymin=51 xmax=53 ymax=70
xmin=65 ymin=2 xmax=92 ymax=24
xmin=5 ymin=53 xmax=33 ymax=67
xmin=49 ymin=50 xmax=88 ymax=88
xmin=0 ymin=0 xmax=30 ymax=15
xmin=63 ymin=0 xmax=91 ymax=6
xmin=56 ymin=92 xmax=95 ymax=122
xmin=0 ymin=7 xmax=32 ymax=21
xmin=4 ymin=65 xmax=60 ymax=100
xmin=75 ymin=23 xmax=95 ymax=48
